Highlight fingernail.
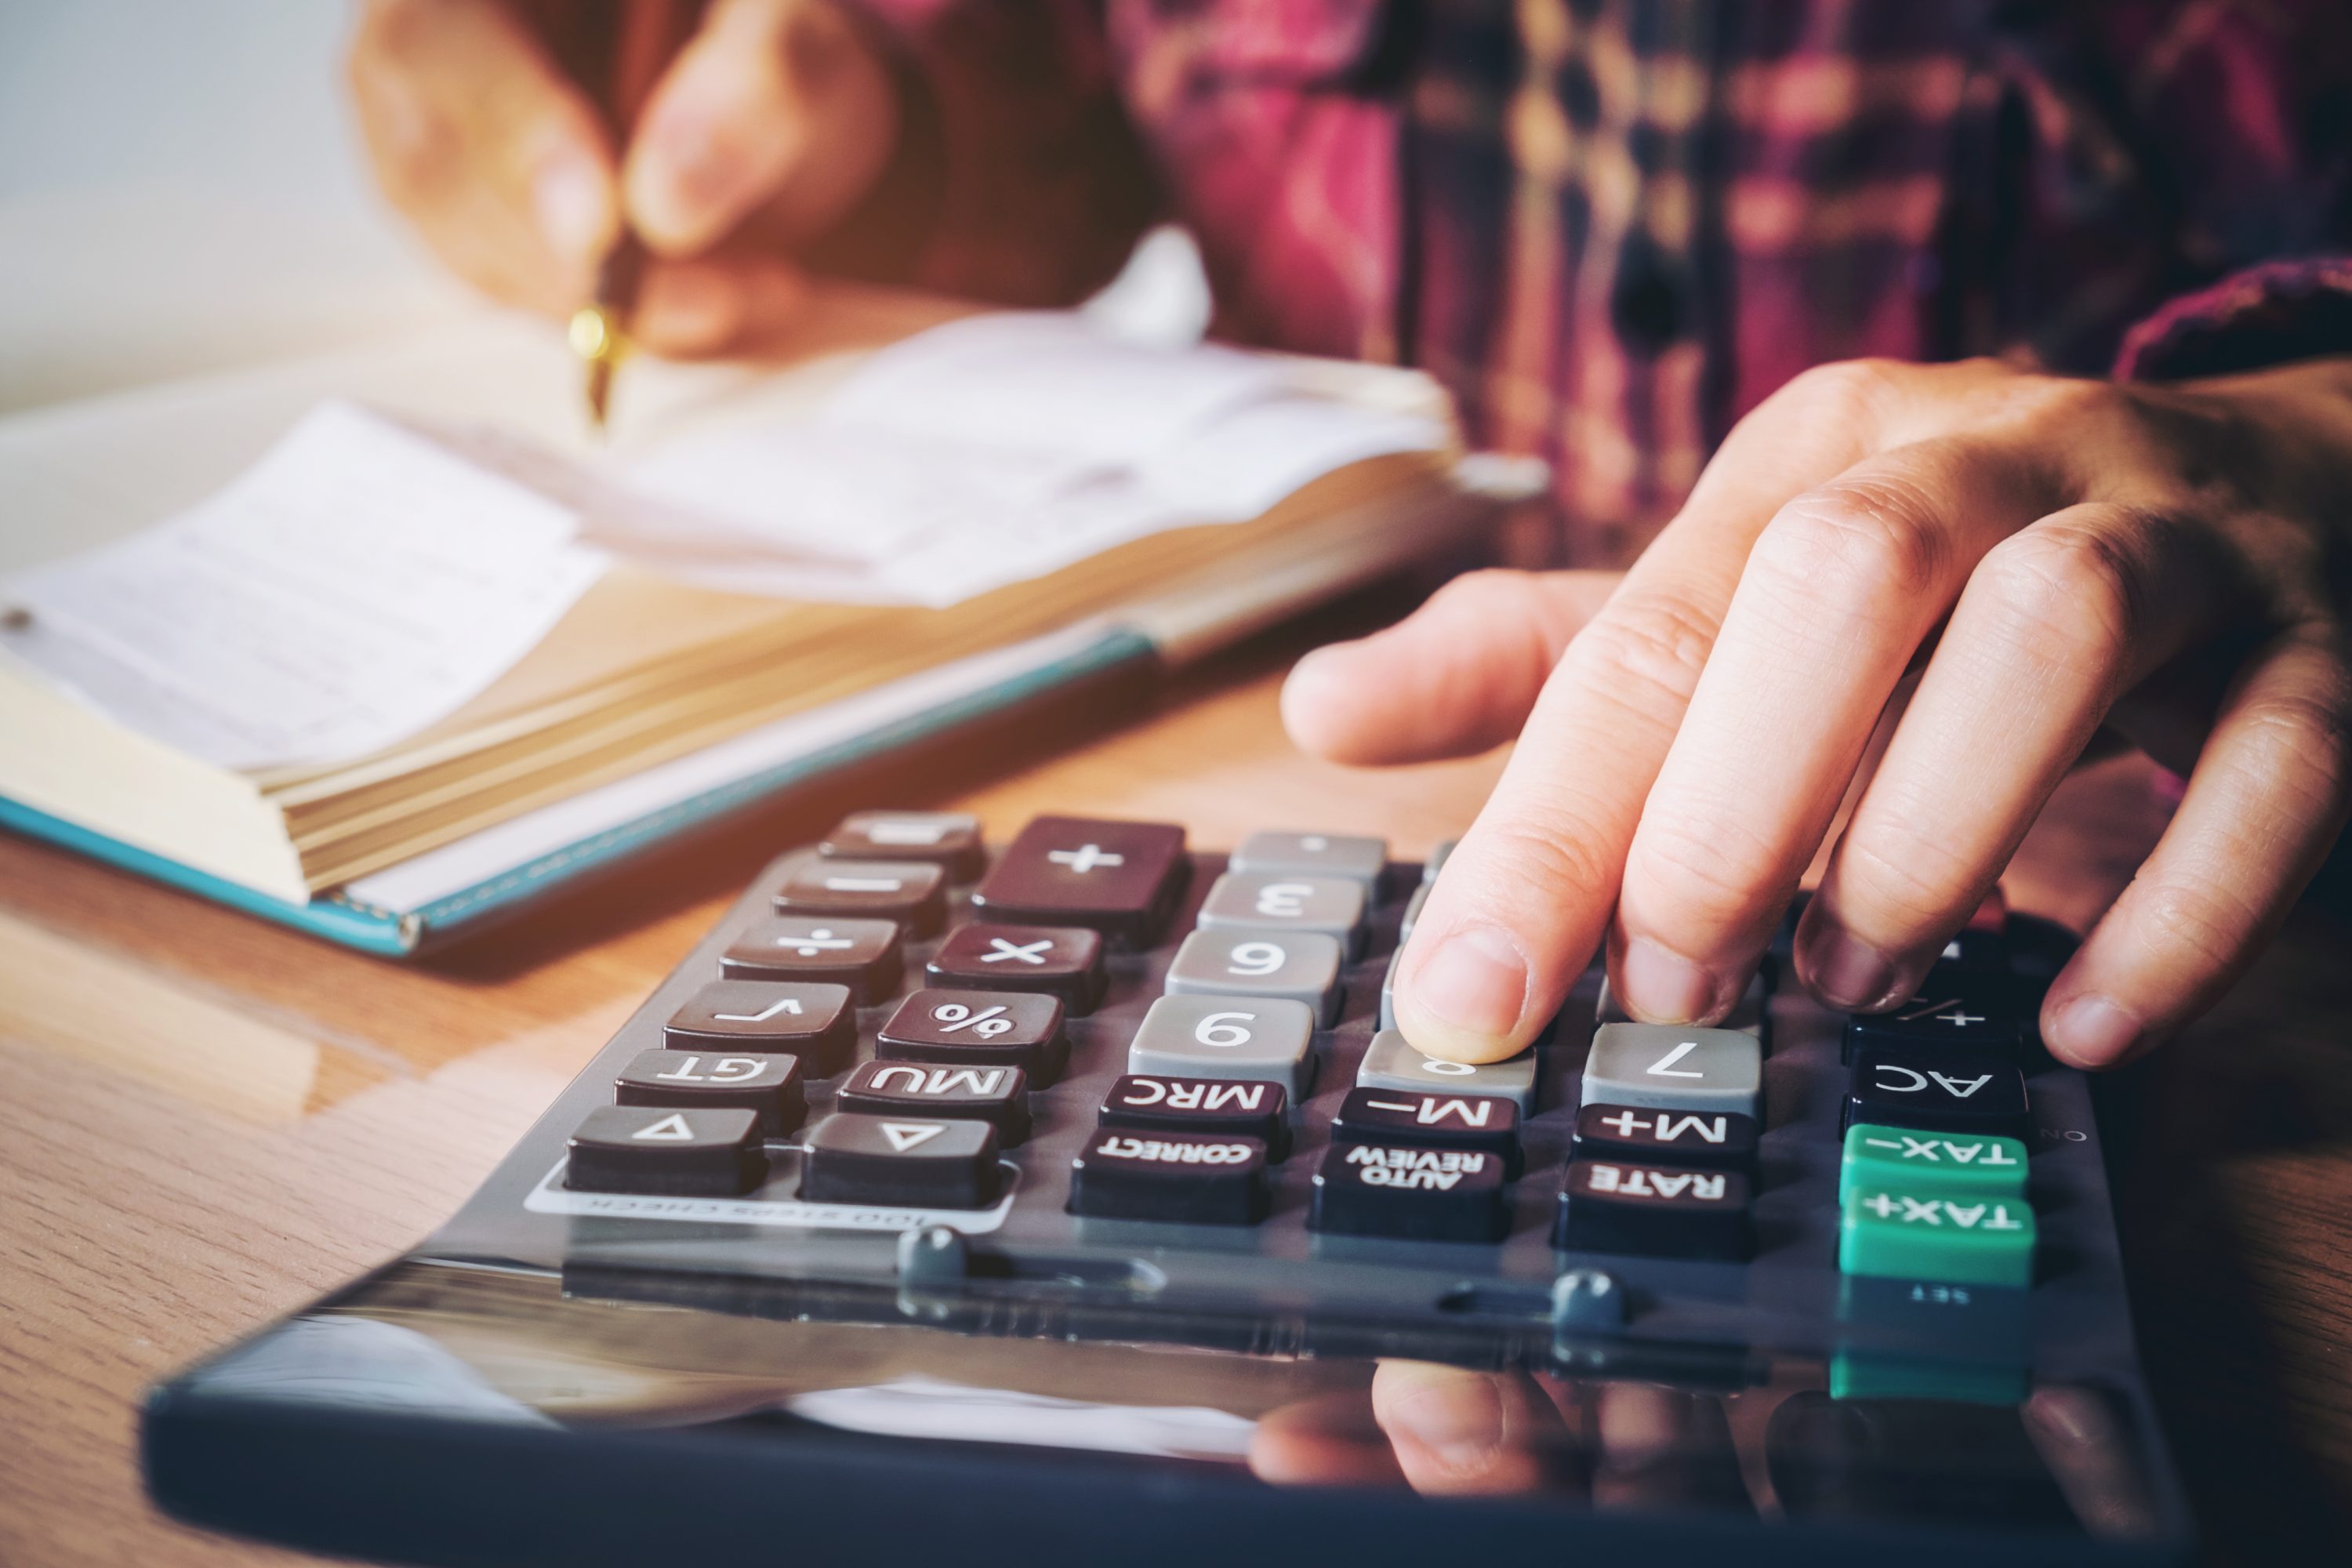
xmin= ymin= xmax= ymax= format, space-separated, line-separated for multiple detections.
xmin=1617 ymin=936 xmax=1719 ymax=1024
xmin=1387 ymin=1377 xmax=1504 ymax=1472
xmin=2047 ymin=993 xmax=2143 ymax=1067
xmin=532 ymin=152 xmax=609 ymax=262
xmin=1405 ymin=924 xmax=1528 ymax=1040
xmin=1805 ymin=927 xmax=1900 ymax=1011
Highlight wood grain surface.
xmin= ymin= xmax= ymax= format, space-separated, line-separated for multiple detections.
xmin=2 ymin=605 xmax=2347 ymax=1566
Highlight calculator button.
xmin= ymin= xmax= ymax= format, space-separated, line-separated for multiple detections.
xmin=1555 ymin=1160 xmax=1753 ymax=1260
xmin=1069 ymin=1130 xmax=1270 ymax=1225
xmin=1599 ymin=973 xmax=1766 ymax=1039
xmin=1308 ymin=1143 xmax=1509 ymax=1243
xmin=771 ymin=853 xmax=946 ymax=935
xmin=1127 ymin=994 xmax=1317 ymax=1098
xmin=1330 ymin=1087 xmax=1522 ymax=1177
xmin=1358 ymin=1029 xmax=1537 ymax=1114
xmin=1098 ymin=1075 xmax=1290 ymax=1160
xmin=970 ymin=815 xmax=1187 ymax=946
xmin=1571 ymin=1103 xmax=1758 ymax=1171
xmin=615 ymin=1048 xmax=807 ymax=1137
xmin=1196 ymin=871 xmax=1367 ymax=956
xmin=1231 ymin=830 xmax=1388 ymax=888
xmin=1838 ymin=1123 xmax=2027 ymax=1201
xmin=1843 ymin=1047 xmax=2030 ymax=1142
xmin=1398 ymin=881 xmax=1429 ymax=943
xmin=1163 ymin=927 xmax=1344 ymax=1025
xmin=820 ymin=811 xmax=984 ymax=880
xmin=567 ymin=1105 xmax=764 ymax=1196
xmin=1840 ymin=1185 xmax=2036 ymax=1287
xmin=1937 ymin=924 xmax=2010 ymax=971
xmin=1841 ymin=964 xmax=2024 ymax=1059
xmin=926 ymin=922 xmax=1105 ymax=1014
xmin=799 ymin=1113 xmax=1001 ymax=1209
xmin=662 ymin=981 xmax=856 ymax=1076
xmin=721 ymin=916 xmax=902 ymax=1003
xmin=1581 ymin=1024 xmax=1762 ymax=1119
xmin=837 ymin=1059 xmax=1031 ymax=1146
xmin=876 ymin=989 xmax=1069 ymax=1083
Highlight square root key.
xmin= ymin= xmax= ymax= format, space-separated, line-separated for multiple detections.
xmin=971 ymin=815 xmax=1187 ymax=946
xmin=662 ymin=981 xmax=855 ymax=1077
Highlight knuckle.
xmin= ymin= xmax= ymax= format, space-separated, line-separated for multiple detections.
xmin=1630 ymin=816 xmax=1777 ymax=930
xmin=1773 ymin=357 xmax=1911 ymax=425
xmin=1559 ymin=590 xmax=1717 ymax=734
xmin=1749 ymin=477 xmax=1951 ymax=605
xmin=2227 ymin=684 xmax=2352 ymax=809
xmin=1835 ymin=829 xmax=1980 ymax=935
xmin=1466 ymin=819 xmax=1617 ymax=916
xmin=1970 ymin=519 xmax=2147 ymax=666
xmin=2130 ymin=879 xmax=2256 ymax=974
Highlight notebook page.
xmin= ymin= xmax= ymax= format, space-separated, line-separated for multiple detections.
xmin=0 ymin=402 xmax=607 ymax=771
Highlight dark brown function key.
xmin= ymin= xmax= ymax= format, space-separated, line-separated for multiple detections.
xmin=567 ymin=1105 xmax=765 ymax=1196
xmin=1068 ymin=1129 xmax=1269 ymax=1225
xmin=663 ymin=981 xmax=856 ymax=1076
xmin=970 ymin=815 xmax=1187 ymax=946
xmin=1331 ymin=1087 xmax=1522 ymax=1176
xmin=820 ymin=811 xmax=985 ymax=880
xmin=799 ymin=1113 xmax=1002 ymax=1209
xmin=1098 ymin=1074 xmax=1290 ymax=1160
xmin=771 ymin=853 xmax=946 ymax=935
xmin=877 ymin=988 xmax=1069 ymax=1083
xmin=926 ymin=922 xmax=1105 ymax=1013
xmin=721 ymin=916 xmax=902 ymax=1002
xmin=837 ymin=1058 xmax=1031 ymax=1145
xmin=615 ymin=1047 xmax=807 ymax=1136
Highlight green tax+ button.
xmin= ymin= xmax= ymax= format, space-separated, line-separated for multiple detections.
xmin=1839 ymin=1123 xmax=2027 ymax=1202
xmin=1839 ymin=1185 xmax=2037 ymax=1288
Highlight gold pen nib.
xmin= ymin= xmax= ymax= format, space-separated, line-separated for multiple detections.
xmin=568 ymin=302 xmax=626 ymax=434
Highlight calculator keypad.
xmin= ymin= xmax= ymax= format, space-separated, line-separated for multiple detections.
xmin=561 ymin=813 xmax=2067 ymax=1304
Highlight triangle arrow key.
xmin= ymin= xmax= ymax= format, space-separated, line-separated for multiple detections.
xmin=631 ymin=1113 xmax=696 ymax=1142
xmin=881 ymin=1121 xmax=946 ymax=1152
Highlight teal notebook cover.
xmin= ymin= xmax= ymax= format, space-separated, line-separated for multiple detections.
xmin=0 ymin=627 xmax=1156 ymax=959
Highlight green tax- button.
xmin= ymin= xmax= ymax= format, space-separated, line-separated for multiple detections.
xmin=1839 ymin=1123 xmax=2027 ymax=1203
xmin=1839 ymin=1186 xmax=2036 ymax=1288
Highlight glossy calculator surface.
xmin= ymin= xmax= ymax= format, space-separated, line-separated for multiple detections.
xmin=146 ymin=813 xmax=2194 ymax=1568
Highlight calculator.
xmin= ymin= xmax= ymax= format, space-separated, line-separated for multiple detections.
xmin=144 ymin=812 xmax=2194 ymax=1566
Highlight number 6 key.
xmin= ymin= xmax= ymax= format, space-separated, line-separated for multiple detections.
xmin=1163 ymin=928 xmax=1345 ymax=1024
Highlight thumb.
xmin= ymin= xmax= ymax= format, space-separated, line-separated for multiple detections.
xmin=623 ymin=0 xmax=898 ymax=256
xmin=1282 ymin=569 xmax=1622 ymax=766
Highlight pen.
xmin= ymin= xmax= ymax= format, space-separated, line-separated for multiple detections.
xmin=528 ymin=1 xmax=709 ymax=434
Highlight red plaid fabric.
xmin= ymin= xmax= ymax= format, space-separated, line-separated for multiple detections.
xmin=860 ymin=0 xmax=2352 ymax=561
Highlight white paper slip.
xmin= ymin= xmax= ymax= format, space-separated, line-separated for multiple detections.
xmin=0 ymin=401 xmax=608 ymax=771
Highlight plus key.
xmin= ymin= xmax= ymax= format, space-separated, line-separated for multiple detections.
xmin=971 ymin=815 xmax=1187 ymax=946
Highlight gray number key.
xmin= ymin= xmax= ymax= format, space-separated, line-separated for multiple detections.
xmin=1165 ymin=927 xmax=1345 ymax=1025
xmin=1196 ymin=872 xmax=1367 ymax=956
xmin=1582 ymin=1023 xmax=1762 ymax=1119
xmin=1127 ymin=993 xmax=1317 ymax=1098
xmin=1232 ymin=830 xmax=1388 ymax=888
xmin=1358 ymin=1029 xmax=1538 ymax=1114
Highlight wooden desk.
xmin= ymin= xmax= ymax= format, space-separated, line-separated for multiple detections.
xmin=3 ymin=619 xmax=2350 ymax=1566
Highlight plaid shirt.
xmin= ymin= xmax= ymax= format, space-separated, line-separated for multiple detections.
xmin=862 ymin=0 xmax=2352 ymax=562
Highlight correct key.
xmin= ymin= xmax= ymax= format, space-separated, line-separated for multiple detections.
xmin=614 ymin=1048 xmax=806 ymax=1137
xmin=1069 ymin=1130 xmax=1269 ymax=1225
xmin=1099 ymin=1075 xmax=1290 ymax=1160
xmin=1309 ymin=1143 xmax=1510 ymax=1243
xmin=837 ymin=1059 xmax=1031 ymax=1146
xmin=799 ymin=1114 xmax=1002 ymax=1210
xmin=567 ymin=1105 xmax=765 ymax=1197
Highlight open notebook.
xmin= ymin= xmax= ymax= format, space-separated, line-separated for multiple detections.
xmin=0 ymin=308 xmax=1526 ymax=954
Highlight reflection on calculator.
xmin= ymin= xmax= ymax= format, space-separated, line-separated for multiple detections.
xmin=144 ymin=811 xmax=2194 ymax=1566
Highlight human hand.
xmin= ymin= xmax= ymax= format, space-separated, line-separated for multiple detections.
xmin=1287 ymin=355 xmax=2352 ymax=1068
xmin=348 ymin=0 xmax=898 ymax=354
